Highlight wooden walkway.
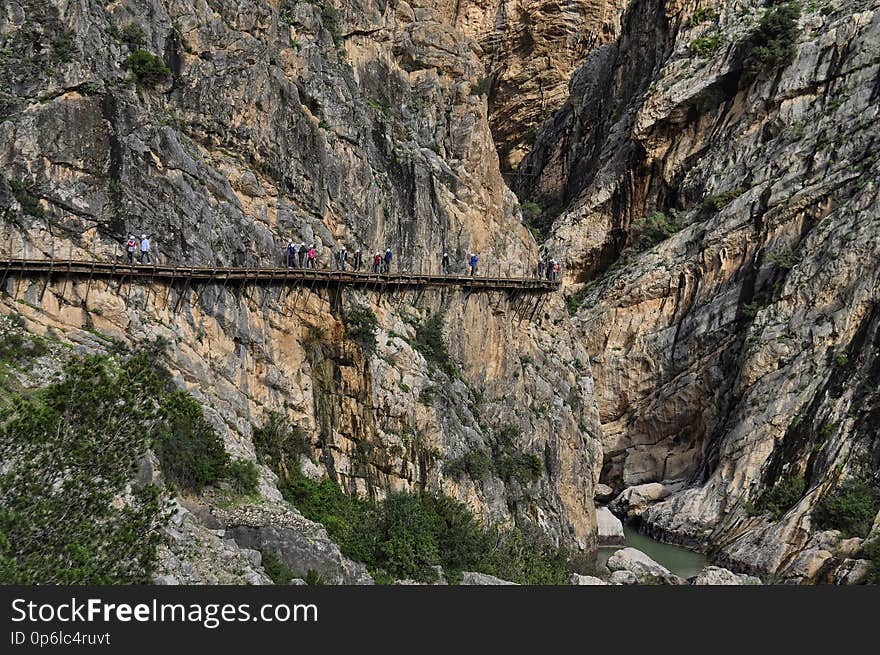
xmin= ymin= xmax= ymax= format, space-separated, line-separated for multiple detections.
xmin=0 ymin=259 xmax=560 ymax=292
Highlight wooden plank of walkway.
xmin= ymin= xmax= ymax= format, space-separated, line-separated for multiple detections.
xmin=0 ymin=259 xmax=561 ymax=293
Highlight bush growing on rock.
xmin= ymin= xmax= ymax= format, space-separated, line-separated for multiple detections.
xmin=413 ymin=312 xmax=457 ymax=377
xmin=153 ymin=388 xmax=229 ymax=493
xmin=227 ymin=459 xmax=260 ymax=496
xmin=757 ymin=475 xmax=806 ymax=520
xmin=124 ymin=49 xmax=171 ymax=86
xmin=344 ymin=305 xmax=379 ymax=354
xmin=0 ymin=354 xmax=171 ymax=583
xmin=690 ymin=34 xmax=723 ymax=58
xmin=273 ymin=461 xmax=567 ymax=584
xmin=812 ymin=477 xmax=880 ymax=538
xmin=627 ymin=211 xmax=686 ymax=253
xmin=743 ymin=2 xmax=802 ymax=73
xmin=252 ymin=412 xmax=311 ymax=479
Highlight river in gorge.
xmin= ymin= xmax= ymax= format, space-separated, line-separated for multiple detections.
xmin=597 ymin=524 xmax=709 ymax=580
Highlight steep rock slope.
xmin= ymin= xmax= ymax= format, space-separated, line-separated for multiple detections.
xmin=0 ymin=0 xmax=602 ymax=580
xmin=519 ymin=0 xmax=880 ymax=580
xmin=449 ymin=0 xmax=629 ymax=173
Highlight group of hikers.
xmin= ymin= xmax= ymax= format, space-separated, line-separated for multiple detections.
xmin=125 ymin=234 xmax=152 ymax=264
xmin=285 ymin=241 xmax=395 ymax=273
xmin=537 ymin=256 xmax=561 ymax=281
xmin=282 ymin=242 xmax=561 ymax=280
xmin=121 ymin=233 xmax=560 ymax=280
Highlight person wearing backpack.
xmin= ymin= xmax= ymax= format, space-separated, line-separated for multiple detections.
xmin=441 ymin=251 xmax=450 ymax=275
xmin=307 ymin=244 xmax=317 ymax=269
xmin=139 ymin=234 xmax=152 ymax=264
xmin=373 ymin=252 xmax=381 ymax=273
xmin=125 ymin=235 xmax=138 ymax=264
xmin=286 ymin=239 xmax=296 ymax=267
xmin=354 ymin=247 xmax=362 ymax=271
xmin=469 ymin=253 xmax=478 ymax=277
xmin=383 ymin=248 xmax=393 ymax=274
xmin=298 ymin=242 xmax=306 ymax=268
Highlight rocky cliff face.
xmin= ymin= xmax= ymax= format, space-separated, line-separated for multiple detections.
xmin=1 ymin=0 xmax=602 ymax=582
xmin=519 ymin=0 xmax=880 ymax=581
xmin=448 ymin=0 xmax=629 ymax=173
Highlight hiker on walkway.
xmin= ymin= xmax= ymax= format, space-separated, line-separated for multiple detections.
xmin=551 ymin=260 xmax=560 ymax=281
xmin=383 ymin=248 xmax=393 ymax=274
xmin=469 ymin=253 xmax=479 ymax=277
xmin=286 ymin=239 xmax=297 ymax=267
xmin=547 ymin=258 xmax=556 ymax=280
xmin=372 ymin=251 xmax=381 ymax=273
xmin=307 ymin=244 xmax=317 ymax=269
xmin=126 ymin=235 xmax=138 ymax=264
xmin=298 ymin=242 xmax=306 ymax=267
xmin=354 ymin=247 xmax=362 ymax=271
xmin=139 ymin=234 xmax=152 ymax=264
xmin=338 ymin=246 xmax=348 ymax=271
xmin=441 ymin=251 xmax=450 ymax=275
xmin=537 ymin=257 xmax=545 ymax=279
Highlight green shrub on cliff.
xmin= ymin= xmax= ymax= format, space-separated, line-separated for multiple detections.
xmin=0 ymin=354 xmax=170 ymax=583
xmin=413 ymin=312 xmax=458 ymax=377
xmin=124 ymin=49 xmax=171 ymax=86
xmin=253 ymin=412 xmax=311 ymax=479
xmin=0 ymin=337 xmax=253 ymax=583
xmin=744 ymin=2 xmax=802 ymax=73
xmin=628 ymin=211 xmax=686 ymax=253
xmin=344 ymin=305 xmax=379 ymax=354
xmin=758 ymin=475 xmax=806 ymax=520
xmin=275 ymin=463 xmax=568 ymax=584
xmin=812 ymin=477 xmax=880 ymax=538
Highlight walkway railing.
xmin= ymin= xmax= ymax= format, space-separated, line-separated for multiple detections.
xmin=0 ymin=259 xmax=561 ymax=292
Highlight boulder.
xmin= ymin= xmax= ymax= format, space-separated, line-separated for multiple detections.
xmin=609 ymin=570 xmax=638 ymax=585
xmin=784 ymin=548 xmax=834 ymax=581
xmin=596 ymin=506 xmax=625 ymax=546
xmin=594 ymin=484 xmax=615 ymax=502
xmin=693 ymin=566 xmax=762 ymax=585
xmin=833 ymin=559 xmax=871 ymax=585
xmin=568 ymin=573 xmax=607 ymax=585
xmin=459 ymin=572 xmax=518 ymax=585
xmin=217 ymin=504 xmax=374 ymax=585
xmin=610 ymin=481 xmax=685 ymax=518
xmin=606 ymin=548 xmax=686 ymax=585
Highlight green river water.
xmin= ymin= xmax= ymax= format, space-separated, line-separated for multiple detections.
xmin=597 ymin=524 xmax=709 ymax=580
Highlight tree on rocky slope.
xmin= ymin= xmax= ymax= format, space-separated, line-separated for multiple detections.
xmin=0 ymin=354 xmax=171 ymax=583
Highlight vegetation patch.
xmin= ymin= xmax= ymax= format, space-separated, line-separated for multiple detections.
xmin=252 ymin=412 xmax=311 ymax=479
xmin=690 ymin=34 xmax=724 ymax=58
xmin=344 ymin=305 xmax=379 ymax=355
xmin=812 ymin=477 xmax=880 ymax=538
xmin=0 ymin=353 xmax=169 ymax=583
xmin=227 ymin=459 xmax=260 ymax=496
xmin=628 ymin=211 xmax=687 ymax=253
xmin=124 ymin=50 xmax=171 ymax=86
xmin=0 ymin=338 xmax=263 ymax=583
xmin=412 ymin=313 xmax=457 ymax=377
xmin=277 ymin=467 xmax=569 ymax=584
xmin=757 ymin=475 xmax=806 ymax=521
xmin=565 ymin=286 xmax=592 ymax=316
xmin=260 ymin=549 xmax=296 ymax=584
xmin=445 ymin=426 xmax=543 ymax=486
xmin=743 ymin=2 xmax=802 ymax=73
xmin=9 ymin=180 xmax=45 ymax=218
xmin=701 ymin=187 xmax=745 ymax=214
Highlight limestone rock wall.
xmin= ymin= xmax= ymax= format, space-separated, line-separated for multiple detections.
xmin=0 ymin=0 xmax=603 ymax=581
xmin=518 ymin=0 xmax=880 ymax=579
